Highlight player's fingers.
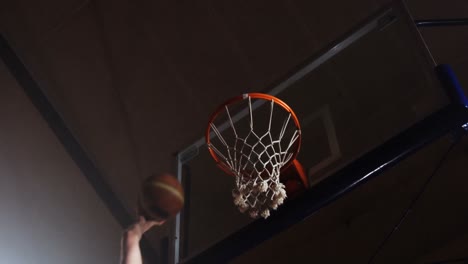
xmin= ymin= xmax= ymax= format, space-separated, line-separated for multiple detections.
xmin=154 ymin=220 xmax=166 ymax=226
xmin=142 ymin=222 xmax=157 ymax=232
xmin=143 ymin=220 xmax=165 ymax=232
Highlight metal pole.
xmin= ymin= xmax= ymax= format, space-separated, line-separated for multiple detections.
xmin=173 ymin=158 xmax=183 ymax=263
xmin=415 ymin=18 xmax=468 ymax=27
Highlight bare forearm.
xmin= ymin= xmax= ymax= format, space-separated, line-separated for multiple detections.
xmin=120 ymin=232 xmax=142 ymax=264
xmin=119 ymin=216 xmax=163 ymax=264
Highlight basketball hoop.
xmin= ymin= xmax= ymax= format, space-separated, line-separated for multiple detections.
xmin=206 ymin=93 xmax=302 ymax=219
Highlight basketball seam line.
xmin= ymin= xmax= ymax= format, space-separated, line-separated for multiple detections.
xmin=151 ymin=182 xmax=184 ymax=203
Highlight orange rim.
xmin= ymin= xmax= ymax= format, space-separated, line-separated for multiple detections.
xmin=206 ymin=93 xmax=302 ymax=176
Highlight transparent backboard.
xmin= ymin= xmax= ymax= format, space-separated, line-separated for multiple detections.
xmin=175 ymin=2 xmax=449 ymax=261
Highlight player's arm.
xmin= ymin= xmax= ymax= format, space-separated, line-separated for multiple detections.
xmin=120 ymin=216 xmax=164 ymax=264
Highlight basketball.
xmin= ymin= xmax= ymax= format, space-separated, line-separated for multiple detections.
xmin=138 ymin=173 xmax=184 ymax=221
xmin=281 ymin=159 xmax=309 ymax=198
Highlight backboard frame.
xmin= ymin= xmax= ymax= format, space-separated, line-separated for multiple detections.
xmin=173 ymin=5 xmax=395 ymax=263
xmin=172 ymin=1 xmax=468 ymax=263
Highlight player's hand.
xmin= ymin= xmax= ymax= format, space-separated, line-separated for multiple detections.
xmin=123 ymin=216 xmax=165 ymax=245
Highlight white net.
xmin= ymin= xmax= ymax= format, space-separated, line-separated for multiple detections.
xmin=207 ymin=94 xmax=301 ymax=219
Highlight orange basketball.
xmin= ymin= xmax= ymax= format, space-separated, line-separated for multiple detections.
xmin=281 ymin=159 xmax=309 ymax=198
xmin=138 ymin=173 xmax=184 ymax=221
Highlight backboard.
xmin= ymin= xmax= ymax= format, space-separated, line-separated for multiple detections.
xmin=175 ymin=2 xmax=449 ymax=262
